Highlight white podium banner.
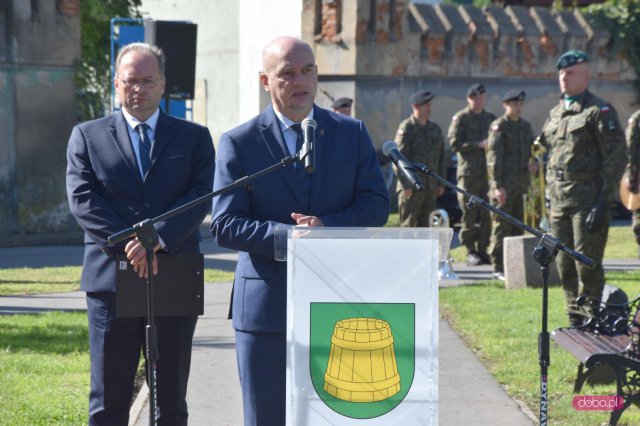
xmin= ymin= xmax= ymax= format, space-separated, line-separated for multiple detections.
xmin=286 ymin=228 xmax=449 ymax=425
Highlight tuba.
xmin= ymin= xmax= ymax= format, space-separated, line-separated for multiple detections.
xmin=429 ymin=209 xmax=458 ymax=280
xmin=523 ymin=137 xmax=550 ymax=232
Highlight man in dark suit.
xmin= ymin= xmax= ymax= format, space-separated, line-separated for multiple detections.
xmin=66 ymin=42 xmax=215 ymax=425
xmin=211 ymin=36 xmax=389 ymax=425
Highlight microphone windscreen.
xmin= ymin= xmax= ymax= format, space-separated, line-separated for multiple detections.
xmin=382 ymin=140 xmax=397 ymax=156
xmin=302 ymin=118 xmax=317 ymax=130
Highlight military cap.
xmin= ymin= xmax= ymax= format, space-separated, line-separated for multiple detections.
xmin=409 ymin=90 xmax=434 ymax=106
xmin=556 ymin=50 xmax=589 ymax=70
xmin=467 ymin=83 xmax=486 ymax=97
xmin=502 ymin=89 xmax=525 ymax=103
xmin=331 ymin=97 xmax=353 ymax=109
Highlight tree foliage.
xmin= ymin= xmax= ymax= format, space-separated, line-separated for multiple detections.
xmin=584 ymin=0 xmax=640 ymax=92
xmin=76 ymin=0 xmax=141 ymax=121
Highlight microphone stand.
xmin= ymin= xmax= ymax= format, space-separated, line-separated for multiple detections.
xmin=108 ymin=150 xmax=308 ymax=425
xmin=413 ymin=161 xmax=594 ymax=426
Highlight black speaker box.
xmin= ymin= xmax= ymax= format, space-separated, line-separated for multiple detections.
xmin=144 ymin=20 xmax=197 ymax=99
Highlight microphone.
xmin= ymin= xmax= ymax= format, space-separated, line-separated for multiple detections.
xmin=382 ymin=141 xmax=424 ymax=191
xmin=301 ymin=118 xmax=316 ymax=173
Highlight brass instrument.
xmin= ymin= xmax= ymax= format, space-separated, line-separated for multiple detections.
xmin=429 ymin=209 xmax=458 ymax=280
xmin=523 ymin=137 xmax=550 ymax=231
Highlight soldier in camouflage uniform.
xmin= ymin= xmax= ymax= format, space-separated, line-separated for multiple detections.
xmin=487 ymin=90 xmax=535 ymax=280
xmin=394 ymin=90 xmax=445 ymax=226
xmin=540 ymin=50 xmax=627 ymax=326
xmin=448 ymin=84 xmax=496 ymax=265
xmin=623 ymin=109 xmax=640 ymax=255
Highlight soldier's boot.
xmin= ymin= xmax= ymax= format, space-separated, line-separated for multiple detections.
xmin=466 ymin=251 xmax=482 ymax=266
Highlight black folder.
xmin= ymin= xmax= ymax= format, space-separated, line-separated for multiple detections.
xmin=115 ymin=253 xmax=204 ymax=317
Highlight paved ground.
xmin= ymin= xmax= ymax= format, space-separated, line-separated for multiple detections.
xmin=0 ymin=235 xmax=539 ymax=426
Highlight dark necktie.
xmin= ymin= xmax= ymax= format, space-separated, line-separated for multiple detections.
xmin=136 ymin=123 xmax=152 ymax=177
xmin=290 ymin=123 xmax=304 ymax=155
xmin=290 ymin=123 xmax=310 ymax=208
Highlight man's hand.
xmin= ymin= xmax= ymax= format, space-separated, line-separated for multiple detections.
xmin=125 ymin=238 xmax=160 ymax=278
xmin=479 ymin=139 xmax=488 ymax=150
xmin=291 ymin=213 xmax=324 ymax=227
xmin=493 ymin=187 xmax=507 ymax=206
xmin=585 ymin=200 xmax=607 ymax=233
xmin=528 ymin=161 xmax=539 ymax=175
xmin=436 ymin=186 xmax=445 ymax=197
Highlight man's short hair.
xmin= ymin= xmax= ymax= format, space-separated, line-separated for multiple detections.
xmin=115 ymin=42 xmax=166 ymax=77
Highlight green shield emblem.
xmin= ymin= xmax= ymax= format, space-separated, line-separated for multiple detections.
xmin=309 ymin=303 xmax=415 ymax=419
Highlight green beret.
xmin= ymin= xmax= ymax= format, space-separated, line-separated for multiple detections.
xmin=467 ymin=83 xmax=485 ymax=97
xmin=556 ymin=50 xmax=589 ymax=70
xmin=409 ymin=90 xmax=435 ymax=106
xmin=502 ymin=89 xmax=525 ymax=103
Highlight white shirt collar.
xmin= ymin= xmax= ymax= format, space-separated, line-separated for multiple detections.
xmin=272 ymin=106 xmax=314 ymax=133
xmin=121 ymin=108 xmax=160 ymax=132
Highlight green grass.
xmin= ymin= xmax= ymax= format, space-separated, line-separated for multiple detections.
xmin=0 ymin=267 xmax=81 ymax=295
xmin=0 ymin=220 xmax=636 ymax=423
xmin=0 ymin=311 xmax=90 ymax=425
xmin=0 ymin=267 xmax=234 ymax=296
xmin=441 ymin=270 xmax=640 ymax=425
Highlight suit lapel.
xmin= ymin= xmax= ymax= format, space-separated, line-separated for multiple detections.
xmin=109 ymin=112 xmax=143 ymax=187
xmin=150 ymin=111 xmax=172 ymax=169
xmin=259 ymin=107 xmax=307 ymax=208
xmin=309 ymin=106 xmax=332 ymax=211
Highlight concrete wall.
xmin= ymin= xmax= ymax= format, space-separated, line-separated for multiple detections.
xmin=0 ymin=0 xmax=80 ymax=239
xmin=307 ymin=1 xmax=637 ymax=149
xmin=139 ymin=0 xmax=240 ymax=146
xmin=139 ymin=0 xmax=303 ymax=142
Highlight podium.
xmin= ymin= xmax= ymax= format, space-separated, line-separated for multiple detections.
xmin=284 ymin=227 xmax=452 ymax=425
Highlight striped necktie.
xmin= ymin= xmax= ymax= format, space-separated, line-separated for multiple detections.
xmin=136 ymin=123 xmax=152 ymax=177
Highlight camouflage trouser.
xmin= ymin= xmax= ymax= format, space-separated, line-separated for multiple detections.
xmin=489 ymin=188 xmax=525 ymax=272
xmin=457 ymin=176 xmax=491 ymax=254
xmin=398 ymin=189 xmax=437 ymax=227
xmin=633 ymin=209 xmax=640 ymax=245
xmin=549 ymin=205 xmax=609 ymax=315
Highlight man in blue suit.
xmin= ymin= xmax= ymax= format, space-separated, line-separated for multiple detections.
xmin=211 ymin=36 xmax=389 ymax=425
xmin=66 ymin=42 xmax=215 ymax=425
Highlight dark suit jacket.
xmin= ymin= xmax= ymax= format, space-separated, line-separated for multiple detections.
xmin=67 ymin=110 xmax=215 ymax=292
xmin=211 ymin=105 xmax=389 ymax=333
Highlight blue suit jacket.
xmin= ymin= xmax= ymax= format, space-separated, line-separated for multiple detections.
xmin=66 ymin=110 xmax=215 ymax=293
xmin=211 ymin=105 xmax=390 ymax=333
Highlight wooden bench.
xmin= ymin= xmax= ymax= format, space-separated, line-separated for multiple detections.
xmin=551 ymin=295 xmax=640 ymax=425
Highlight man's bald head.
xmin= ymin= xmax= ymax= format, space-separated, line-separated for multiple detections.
xmin=261 ymin=36 xmax=315 ymax=73
xmin=259 ymin=36 xmax=318 ymax=122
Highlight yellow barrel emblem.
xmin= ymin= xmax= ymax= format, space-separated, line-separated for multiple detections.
xmin=323 ymin=317 xmax=400 ymax=402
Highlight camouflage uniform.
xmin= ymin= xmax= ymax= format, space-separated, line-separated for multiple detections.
xmin=486 ymin=114 xmax=534 ymax=273
xmin=541 ymin=91 xmax=627 ymax=315
xmin=448 ymin=107 xmax=496 ymax=255
xmin=625 ymin=110 xmax=640 ymax=247
xmin=394 ymin=115 xmax=446 ymax=227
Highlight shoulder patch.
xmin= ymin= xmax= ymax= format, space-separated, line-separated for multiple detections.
xmin=452 ymin=116 xmax=458 ymax=122
xmin=601 ymin=105 xmax=610 ymax=114
xmin=397 ymin=129 xmax=404 ymax=136
xmin=491 ymin=124 xmax=499 ymax=133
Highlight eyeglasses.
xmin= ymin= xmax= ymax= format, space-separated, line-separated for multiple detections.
xmin=117 ymin=78 xmax=161 ymax=89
